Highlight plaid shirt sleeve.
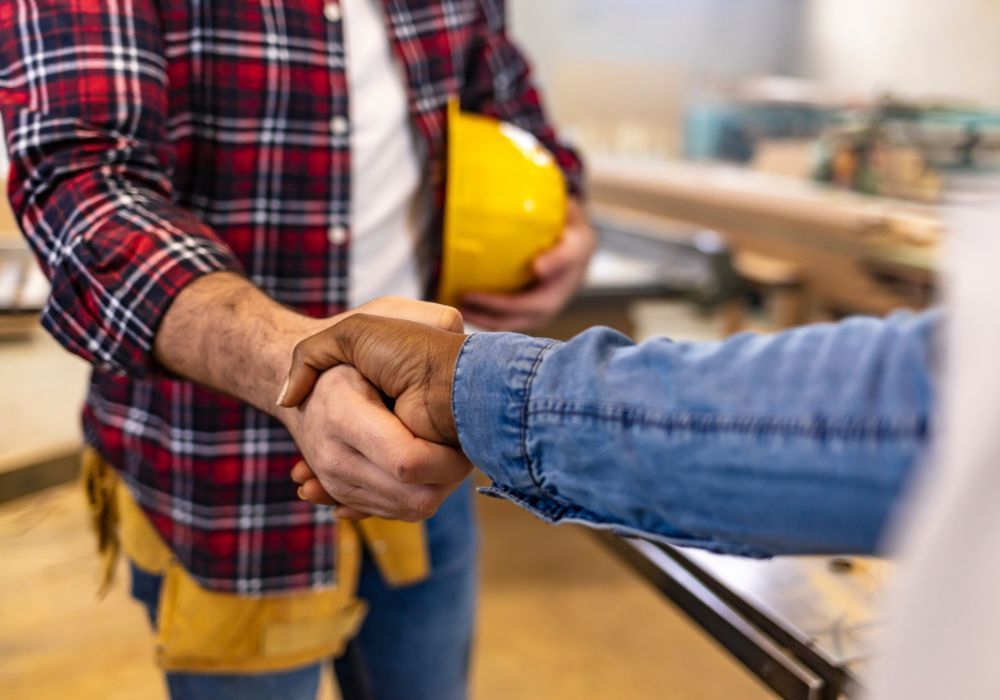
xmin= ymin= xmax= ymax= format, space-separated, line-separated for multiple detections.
xmin=463 ymin=0 xmax=586 ymax=197
xmin=0 ymin=1 xmax=242 ymax=376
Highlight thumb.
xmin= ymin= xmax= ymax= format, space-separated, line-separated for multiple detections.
xmin=278 ymin=302 xmax=464 ymax=408
xmin=277 ymin=324 xmax=356 ymax=408
xmin=533 ymin=237 xmax=574 ymax=281
xmin=277 ymin=364 xmax=319 ymax=409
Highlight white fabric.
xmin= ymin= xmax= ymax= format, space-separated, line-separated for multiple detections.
xmin=870 ymin=183 xmax=1000 ymax=698
xmin=0 ymin=123 xmax=7 ymax=175
xmin=342 ymin=0 xmax=429 ymax=307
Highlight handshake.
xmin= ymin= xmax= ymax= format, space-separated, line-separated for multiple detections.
xmin=276 ymin=298 xmax=475 ymax=522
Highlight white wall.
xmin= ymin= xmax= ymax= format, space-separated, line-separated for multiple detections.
xmin=509 ymin=0 xmax=804 ymax=82
xmin=507 ymin=0 xmax=805 ymax=158
xmin=804 ymin=0 xmax=1000 ymax=105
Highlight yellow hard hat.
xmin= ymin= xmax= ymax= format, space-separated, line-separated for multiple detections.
xmin=438 ymin=99 xmax=567 ymax=307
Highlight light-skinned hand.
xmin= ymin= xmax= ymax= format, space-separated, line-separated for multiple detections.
xmin=280 ymin=314 xmax=471 ymax=518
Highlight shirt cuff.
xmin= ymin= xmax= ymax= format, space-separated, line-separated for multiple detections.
xmin=46 ymin=236 xmax=244 ymax=378
xmin=451 ymin=332 xmax=560 ymax=495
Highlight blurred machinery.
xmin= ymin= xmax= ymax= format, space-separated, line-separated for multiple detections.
xmin=815 ymin=99 xmax=1000 ymax=203
xmin=685 ymin=77 xmax=838 ymax=167
xmin=686 ymin=79 xmax=1000 ymax=205
xmin=538 ymin=214 xmax=740 ymax=342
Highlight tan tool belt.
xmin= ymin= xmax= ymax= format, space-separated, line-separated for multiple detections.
xmin=81 ymin=449 xmax=430 ymax=673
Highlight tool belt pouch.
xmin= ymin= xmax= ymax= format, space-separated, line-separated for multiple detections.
xmin=152 ymin=554 xmax=367 ymax=674
xmin=82 ymin=449 xmax=368 ymax=674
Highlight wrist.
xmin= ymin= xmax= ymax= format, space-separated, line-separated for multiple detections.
xmin=425 ymin=334 xmax=468 ymax=446
xmin=269 ymin=313 xmax=327 ymax=423
xmin=153 ymin=271 xmax=330 ymax=420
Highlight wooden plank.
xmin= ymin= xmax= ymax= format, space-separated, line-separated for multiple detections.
xmin=588 ymin=161 xmax=940 ymax=317
xmin=588 ymin=158 xmax=940 ymax=271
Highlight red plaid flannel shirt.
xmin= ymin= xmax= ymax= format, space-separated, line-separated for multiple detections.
xmin=0 ymin=0 xmax=582 ymax=593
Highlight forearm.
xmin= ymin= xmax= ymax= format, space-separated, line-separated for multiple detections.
xmin=454 ymin=311 xmax=940 ymax=556
xmin=154 ymin=272 xmax=323 ymax=417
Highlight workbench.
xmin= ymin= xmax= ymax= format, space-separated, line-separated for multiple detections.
xmin=598 ymin=535 xmax=888 ymax=699
xmin=588 ymin=157 xmax=941 ymax=316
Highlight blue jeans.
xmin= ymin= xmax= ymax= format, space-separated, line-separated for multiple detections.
xmin=130 ymin=481 xmax=478 ymax=700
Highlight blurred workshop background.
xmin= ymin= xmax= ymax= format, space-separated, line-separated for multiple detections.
xmin=2 ymin=1 xmax=998 ymax=698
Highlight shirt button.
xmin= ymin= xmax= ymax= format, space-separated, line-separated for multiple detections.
xmin=329 ymin=116 xmax=349 ymax=136
xmin=328 ymin=225 xmax=348 ymax=245
xmin=323 ymin=2 xmax=341 ymax=22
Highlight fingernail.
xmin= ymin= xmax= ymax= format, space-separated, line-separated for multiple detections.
xmin=297 ymin=486 xmax=306 ymax=500
xmin=276 ymin=377 xmax=289 ymax=406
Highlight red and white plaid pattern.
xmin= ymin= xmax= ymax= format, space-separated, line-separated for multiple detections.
xmin=0 ymin=0 xmax=582 ymax=593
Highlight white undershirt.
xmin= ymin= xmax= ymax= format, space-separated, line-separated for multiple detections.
xmin=341 ymin=0 xmax=429 ymax=307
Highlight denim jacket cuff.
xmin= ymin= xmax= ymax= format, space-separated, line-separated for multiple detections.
xmin=452 ymin=332 xmax=560 ymax=496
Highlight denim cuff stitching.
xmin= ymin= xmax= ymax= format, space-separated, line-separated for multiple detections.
xmin=519 ymin=340 xmax=560 ymax=492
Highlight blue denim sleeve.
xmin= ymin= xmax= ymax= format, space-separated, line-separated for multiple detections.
xmin=452 ymin=310 xmax=939 ymax=557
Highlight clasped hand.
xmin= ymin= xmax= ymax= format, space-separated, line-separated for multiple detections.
xmin=276 ymin=203 xmax=593 ymax=520
xmin=276 ymin=299 xmax=471 ymax=521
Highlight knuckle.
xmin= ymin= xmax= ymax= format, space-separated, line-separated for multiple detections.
xmin=321 ymin=446 xmax=359 ymax=477
xmin=405 ymin=489 xmax=439 ymax=522
xmin=324 ymin=365 xmax=351 ymax=389
xmin=442 ymin=306 xmax=463 ymax=331
xmin=321 ymin=479 xmax=344 ymax=500
xmin=388 ymin=446 xmax=418 ymax=483
xmin=334 ymin=314 xmax=359 ymax=335
xmin=349 ymin=313 xmax=378 ymax=329
xmin=339 ymin=314 xmax=376 ymax=346
xmin=320 ymin=367 xmax=347 ymax=394
xmin=329 ymin=480 xmax=361 ymax=503
xmin=394 ymin=462 xmax=413 ymax=484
